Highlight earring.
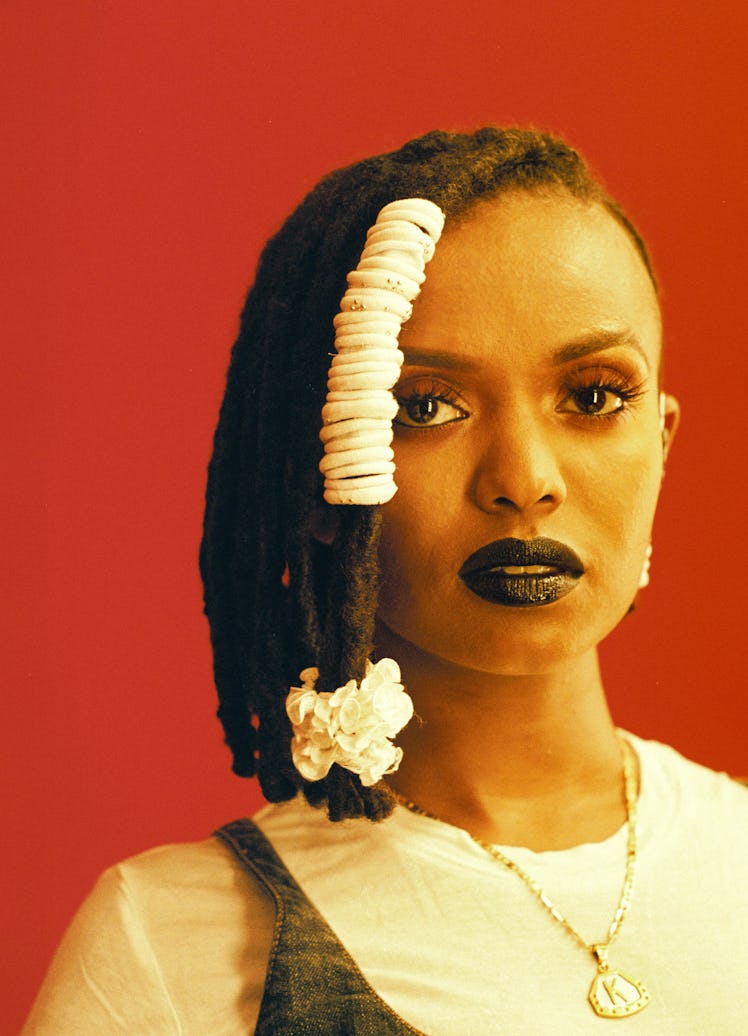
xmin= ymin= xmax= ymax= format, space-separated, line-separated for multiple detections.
xmin=638 ymin=543 xmax=653 ymax=589
xmin=659 ymin=392 xmax=671 ymax=458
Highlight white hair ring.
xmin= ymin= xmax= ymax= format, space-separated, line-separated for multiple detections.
xmin=319 ymin=198 xmax=445 ymax=505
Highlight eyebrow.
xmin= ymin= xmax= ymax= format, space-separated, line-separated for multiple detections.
xmin=400 ymin=347 xmax=482 ymax=371
xmin=400 ymin=328 xmax=651 ymax=373
xmin=552 ymin=329 xmax=651 ymax=371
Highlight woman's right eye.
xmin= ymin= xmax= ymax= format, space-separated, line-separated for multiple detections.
xmin=394 ymin=392 xmax=469 ymax=428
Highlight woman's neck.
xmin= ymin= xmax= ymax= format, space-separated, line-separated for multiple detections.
xmin=376 ymin=625 xmax=629 ymax=851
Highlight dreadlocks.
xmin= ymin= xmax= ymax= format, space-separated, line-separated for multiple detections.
xmin=199 ymin=126 xmax=656 ymax=822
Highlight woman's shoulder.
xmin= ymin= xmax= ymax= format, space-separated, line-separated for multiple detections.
xmin=97 ymin=827 xmax=279 ymax=967
xmin=109 ymin=830 xmax=254 ymax=902
xmin=630 ymin=730 xmax=747 ymax=794
xmin=69 ymin=829 xmax=276 ymax=940
xmin=628 ymin=730 xmax=748 ymax=847
xmin=23 ymin=831 xmax=275 ymax=1035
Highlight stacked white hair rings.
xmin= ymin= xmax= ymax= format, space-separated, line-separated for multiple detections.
xmin=320 ymin=198 xmax=445 ymax=505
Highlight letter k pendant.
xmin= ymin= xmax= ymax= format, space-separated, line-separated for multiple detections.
xmin=588 ymin=946 xmax=650 ymax=1018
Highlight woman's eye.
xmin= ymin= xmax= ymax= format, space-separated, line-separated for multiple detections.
xmin=394 ymin=393 xmax=468 ymax=428
xmin=564 ymin=386 xmax=626 ymax=417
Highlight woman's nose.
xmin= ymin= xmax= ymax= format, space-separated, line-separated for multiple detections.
xmin=472 ymin=408 xmax=567 ymax=516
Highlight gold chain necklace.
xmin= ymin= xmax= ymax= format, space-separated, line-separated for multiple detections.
xmin=396 ymin=734 xmax=649 ymax=1019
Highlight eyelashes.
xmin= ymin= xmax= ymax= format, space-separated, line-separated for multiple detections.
xmin=394 ymin=368 xmax=648 ymax=430
xmin=559 ymin=367 xmax=647 ymax=421
xmin=394 ymin=380 xmax=469 ymax=428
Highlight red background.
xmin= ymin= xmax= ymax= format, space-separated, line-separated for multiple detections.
xmin=4 ymin=1 xmax=746 ymax=1027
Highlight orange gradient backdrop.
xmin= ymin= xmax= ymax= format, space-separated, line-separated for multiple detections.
xmin=4 ymin=1 xmax=746 ymax=1027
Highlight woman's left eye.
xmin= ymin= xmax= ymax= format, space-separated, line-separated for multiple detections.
xmin=559 ymin=369 xmax=645 ymax=419
xmin=563 ymin=385 xmax=627 ymax=417
xmin=394 ymin=392 xmax=469 ymax=428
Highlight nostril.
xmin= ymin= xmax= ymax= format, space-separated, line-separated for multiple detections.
xmin=492 ymin=493 xmax=558 ymax=512
xmin=477 ymin=458 xmax=567 ymax=516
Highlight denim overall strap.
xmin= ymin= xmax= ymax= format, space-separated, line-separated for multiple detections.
xmin=215 ymin=818 xmax=427 ymax=1036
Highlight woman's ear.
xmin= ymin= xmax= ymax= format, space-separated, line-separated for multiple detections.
xmin=309 ymin=504 xmax=341 ymax=545
xmin=660 ymin=392 xmax=680 ymax=464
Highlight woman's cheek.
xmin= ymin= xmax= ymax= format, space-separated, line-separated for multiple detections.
xmin=582 ymin=442 xmax=662 ymax=584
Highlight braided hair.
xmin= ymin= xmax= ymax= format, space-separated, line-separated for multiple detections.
xmin=199 ymin=126 xmax=655 ymax=822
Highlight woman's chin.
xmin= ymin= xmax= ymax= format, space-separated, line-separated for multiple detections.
xmin=376 ymin=585 xmax=638 ymax=678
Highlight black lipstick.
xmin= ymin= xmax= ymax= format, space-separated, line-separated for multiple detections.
xmin=458 ymin=537 xmax=584 ymax=608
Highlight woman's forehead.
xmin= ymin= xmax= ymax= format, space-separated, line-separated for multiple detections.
xmin=404 ymin=191 xmax=662 ymax=361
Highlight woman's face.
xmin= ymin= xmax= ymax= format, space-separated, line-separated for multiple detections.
xmin=376 ymin=190 xmax=678 ymax=676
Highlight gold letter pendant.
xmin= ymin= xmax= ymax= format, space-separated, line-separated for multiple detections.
xmin=588 ymin=969 xmax=650 ymax=1018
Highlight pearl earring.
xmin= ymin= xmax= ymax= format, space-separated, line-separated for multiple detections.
xmin=638 ymin=544 xmax=653 ymax=589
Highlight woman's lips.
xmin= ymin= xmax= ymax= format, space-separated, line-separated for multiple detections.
xmin=458 ymin=537 xmax=584 ymax=608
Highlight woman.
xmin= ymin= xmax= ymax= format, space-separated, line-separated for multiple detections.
xmin=24 ymin=128 xmax=748 ymax=1033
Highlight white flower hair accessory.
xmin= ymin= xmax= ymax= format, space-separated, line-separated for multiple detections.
xmin=320 ymin=197 xmax=445 ymax=505
xmin=285 ymin=657 xmax=414 ymax=786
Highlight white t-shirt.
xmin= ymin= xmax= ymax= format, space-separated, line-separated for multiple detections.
xmin=23 ymin=735 xmax=748 ymax=1034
